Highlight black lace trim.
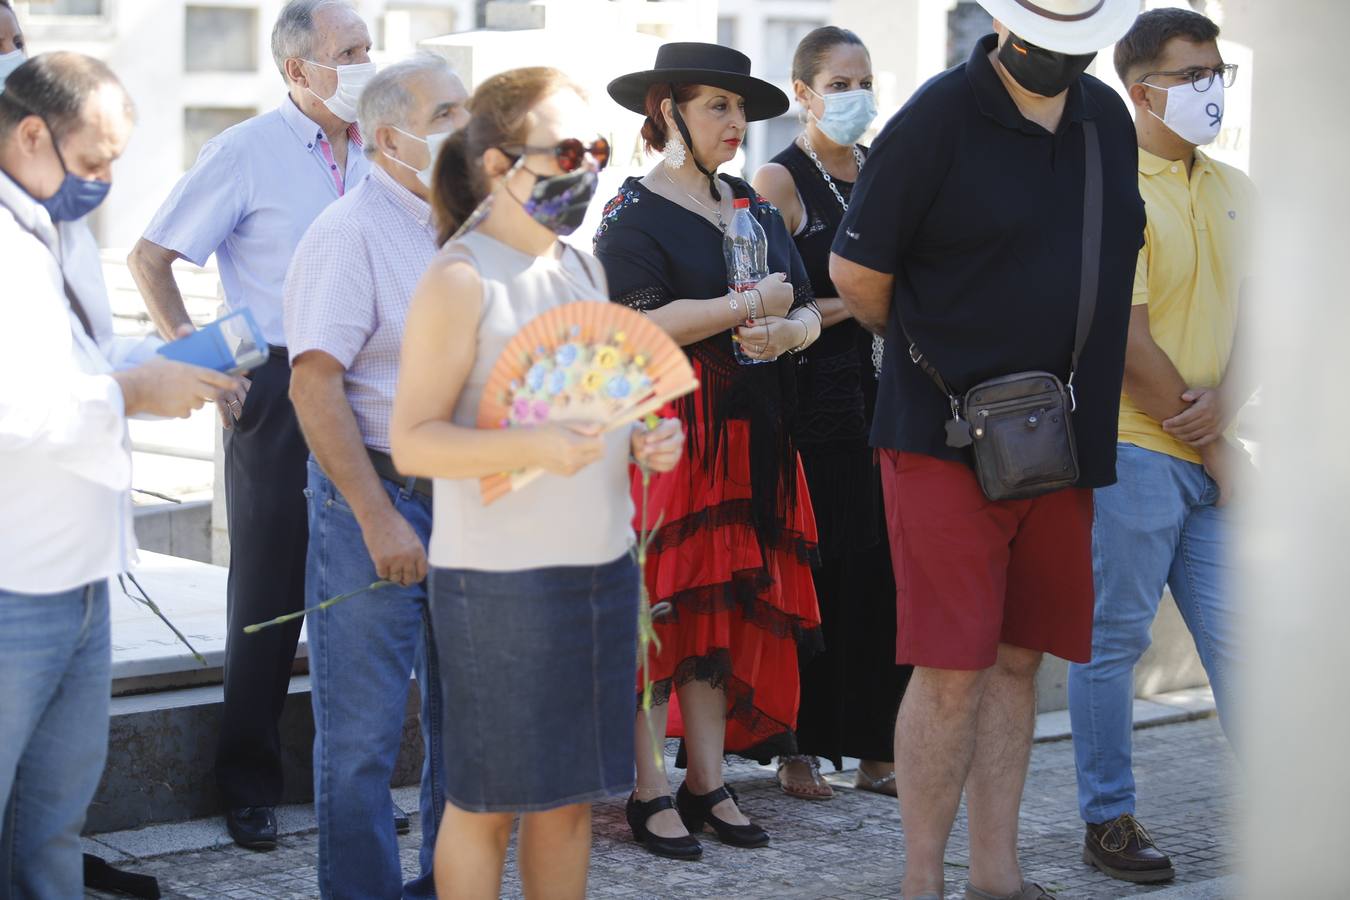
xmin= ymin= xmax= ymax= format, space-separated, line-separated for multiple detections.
xmin=648 ymin=497 xmax=817 ymax=564
xmin=642 ymin=649 xmax=799 ymax=762
xmin=654 ymin=567 xmax=822 ymax=646
xmin=616 ymin=285 xmax=672 ymax=311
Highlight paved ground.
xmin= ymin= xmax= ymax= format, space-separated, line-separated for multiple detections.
xmin=86 ymin=717 xmax=1232 ymax=899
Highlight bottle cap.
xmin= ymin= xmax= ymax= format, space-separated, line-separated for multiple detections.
xmin=733 ymin=198 xmax=750 ymax=210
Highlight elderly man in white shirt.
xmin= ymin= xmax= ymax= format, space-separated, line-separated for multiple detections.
xmin=127 ymin=0 xmax=375 ymax=850
xmin=284 ymin=54 xmax=468 ymax=900
xmin=0 ymin=52 xmax=240 ymax=898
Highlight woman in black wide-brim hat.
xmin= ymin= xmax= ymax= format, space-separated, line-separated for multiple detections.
xmin=594 ymin=42 xmax=825 ymax=860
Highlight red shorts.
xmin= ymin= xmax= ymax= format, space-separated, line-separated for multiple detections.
xmin=880 ymin=450 xmax=1095 ymax=670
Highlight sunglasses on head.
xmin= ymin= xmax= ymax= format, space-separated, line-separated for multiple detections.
xmin=501 ymin=136 xmax=610 ymax=173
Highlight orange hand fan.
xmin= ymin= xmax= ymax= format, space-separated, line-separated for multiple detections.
xmin=475 ymin=300 xmax=698 ymax=504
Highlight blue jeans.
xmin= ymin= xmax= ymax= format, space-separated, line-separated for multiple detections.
xmin=0 ymin=581 xmax=110 ymax=900
xmin=306 ymin=460 xmax=444 ymax=900
xmin=1068 ymin=443 xmax=1236 ymax=824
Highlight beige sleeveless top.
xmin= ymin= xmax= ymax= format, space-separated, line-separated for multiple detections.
xmin=427 ymin=231 xmax=635 ymax=572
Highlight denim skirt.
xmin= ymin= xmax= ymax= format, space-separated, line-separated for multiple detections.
xmin=429 ymin=554 xmax=640 ymax=813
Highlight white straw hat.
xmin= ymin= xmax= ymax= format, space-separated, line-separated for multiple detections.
xmin=976 ymin=0 xmax=1140 ymax=55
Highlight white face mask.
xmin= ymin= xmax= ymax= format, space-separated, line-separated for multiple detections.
xmin=303 ymin=59 xmax=376 ymax=124
xmin=386 ymin=126 xmax=452 ymax=189
xmin=806 ymin=85 xmax=877 ymax=147
xmin=1141 ymin=79 xmax=1224 ymax=147
xmin=0 ymin=49 xmax=25 ymax=91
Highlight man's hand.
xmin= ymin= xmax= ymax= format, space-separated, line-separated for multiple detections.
xmin=1199 ymin=438 xmax=1253 ymax=508
xmin=361 ymin=507 xmax=428 ymax=587
xmin=1162 ymin=387 xmax=1226 ymax=446
xmin=216 ymin=375 xmax=252 ymax=429
xmin=113 ymin=355 xmax=244 ymax=419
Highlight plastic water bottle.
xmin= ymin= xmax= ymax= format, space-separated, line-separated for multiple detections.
xmin=723 ymin=198 xmax=770 ymax=366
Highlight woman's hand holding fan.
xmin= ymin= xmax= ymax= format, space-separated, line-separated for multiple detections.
xmin=476 ymin=301 xmax=698 ymax=504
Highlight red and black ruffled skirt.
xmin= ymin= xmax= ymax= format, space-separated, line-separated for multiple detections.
xmin=635 ymin=396 xmax=821 ymax=762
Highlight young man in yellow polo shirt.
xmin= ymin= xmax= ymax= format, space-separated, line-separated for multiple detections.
xmin=1067 ymin=7 xmax=1254 ymax=886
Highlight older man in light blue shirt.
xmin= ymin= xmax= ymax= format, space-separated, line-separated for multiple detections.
xmin=127 ymin=0 xmax=374 ymax=851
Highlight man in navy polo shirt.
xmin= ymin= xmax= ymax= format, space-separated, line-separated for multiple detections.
xmin=830 ymin=2 xmax=1144 ymax=898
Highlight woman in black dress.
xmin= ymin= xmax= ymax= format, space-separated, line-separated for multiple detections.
xmin=596 ymin=43 xmax=824 ymax=859
xmin=752 ymin=26 xmax=913 ymax=801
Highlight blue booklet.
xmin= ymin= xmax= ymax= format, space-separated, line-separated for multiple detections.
xmin=156 ymin=309 xmax=269 ymax=374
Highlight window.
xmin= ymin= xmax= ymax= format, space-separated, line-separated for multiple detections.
xmin=763 ymin=19 xmax=825 ymax=82
xmin=717 ymin=17 xmax=737 ymax=50
xmin=947 ymin=1 xmax=992 ymax=69
xmin=26 ymin=0 xmax=105 ymax=14
xmin=184 ymin=6 xmax=258 ymax=74
xmin=183 ymin=107 xmax=255 ymax=170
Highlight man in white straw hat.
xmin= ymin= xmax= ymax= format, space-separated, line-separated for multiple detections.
xmin=830 ymin=1 xmax=1143 ymax=898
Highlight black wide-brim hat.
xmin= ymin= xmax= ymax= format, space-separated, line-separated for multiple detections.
xmin=608 ymin=42 xmax=789 ymax=122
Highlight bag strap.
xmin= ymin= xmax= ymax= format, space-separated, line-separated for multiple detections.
xmin=6 ymin=208 xmax=98 ymax=341
xmin=897 ymin=117 xmax=1104 ymax=411
xmin=1070 ymin=119 xmax=1102 ymax=395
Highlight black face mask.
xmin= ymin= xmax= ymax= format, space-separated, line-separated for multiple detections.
xmin=511 ymin=161 xmax=599 ymax=236
xmin=997 ymin=33 xmax=1097 ymax=98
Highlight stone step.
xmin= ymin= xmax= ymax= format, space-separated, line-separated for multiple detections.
xmin=96 ymin=551 xmax=1211 ymax=832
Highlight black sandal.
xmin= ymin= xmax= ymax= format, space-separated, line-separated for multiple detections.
xmin=675 ymin=782 xmax=769 ymax=848
xmin=625 ymin=793 xmax=703 ymax=861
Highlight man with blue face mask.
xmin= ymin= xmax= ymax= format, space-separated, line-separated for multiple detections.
xmin=0 ymin=1 xmax=25 ymax=90
xmin=1067 ymin=7 xmax=1254 ymax=885
xmin=127 ymin=0 xmax=375 ymax=851
xmin=283 ymin=54 xmax=468 ymax=900
xmin=0 ymin=52 xmax=243 ymax=898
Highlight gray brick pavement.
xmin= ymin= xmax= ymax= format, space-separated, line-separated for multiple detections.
xmin=87 ymin=717 xmax=1232 ymax=899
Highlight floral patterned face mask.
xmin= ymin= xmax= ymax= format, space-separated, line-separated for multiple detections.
xmin=506 ymin=155 xmax=600 ymax=236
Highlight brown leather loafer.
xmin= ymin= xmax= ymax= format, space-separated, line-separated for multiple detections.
xmin=1083 ymin=813 xmax=1176 ymax=884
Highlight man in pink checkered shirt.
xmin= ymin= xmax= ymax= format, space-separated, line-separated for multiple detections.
xmin=283 ymin=54 xmax=468 ymax=900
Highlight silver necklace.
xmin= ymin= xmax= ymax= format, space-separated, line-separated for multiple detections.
xmin=801 ymin=135 xmax=885 ymax=377
xmin=663 ymin=167 xmax=728 ymax=233
xmin=801 ymin=134 xmax=865 ymax=212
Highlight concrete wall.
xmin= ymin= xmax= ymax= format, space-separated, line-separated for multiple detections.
xmin=88 ymin=677 xmax=425 ymax=833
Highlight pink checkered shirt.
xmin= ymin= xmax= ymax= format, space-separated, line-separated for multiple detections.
xmin=283 ymin=165 xmax=439 ymax=452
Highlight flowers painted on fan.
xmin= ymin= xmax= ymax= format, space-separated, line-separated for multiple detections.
xmin=606 ymin=375 xmax=632 ymax=399
xmin=595 ymin=345 xmax=621 ymax=369
xmin=546 ymin=368 xmax=569 ymax=396
xmin=555 ymin=342 xmax=580 ymax=367
xmin=526 ymin=362 xmax=548 ymax=392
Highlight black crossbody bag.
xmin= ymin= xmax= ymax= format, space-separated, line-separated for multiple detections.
xmin=896 ymin=119 xmax=1103 ymax=502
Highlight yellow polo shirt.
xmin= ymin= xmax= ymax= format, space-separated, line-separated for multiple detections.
xmin=1117 ymin=148 xmax=1256 ymax=464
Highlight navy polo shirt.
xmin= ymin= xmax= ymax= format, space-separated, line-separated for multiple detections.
xmin=833 ymin=34 xmax=1145 ymax=488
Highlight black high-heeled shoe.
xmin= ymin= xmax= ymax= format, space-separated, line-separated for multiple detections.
xmin=625 ymin=793 xmax=703 ymax=861
xmin=675 ymin=782 xmax=770 ymax=848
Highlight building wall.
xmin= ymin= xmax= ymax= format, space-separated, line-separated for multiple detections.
xmin=13 ymin=0 xmax=475 ymax=250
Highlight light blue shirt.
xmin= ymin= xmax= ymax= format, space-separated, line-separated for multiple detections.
xmin=142 ymin=98 xmax=370 ymax=345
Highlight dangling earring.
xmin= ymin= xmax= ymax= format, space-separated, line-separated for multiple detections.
xmin=662 ymin=134 xmax=687 ymax=170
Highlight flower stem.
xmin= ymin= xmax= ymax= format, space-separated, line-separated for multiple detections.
xmin=243 ymin=580 xmax=397 ymax=634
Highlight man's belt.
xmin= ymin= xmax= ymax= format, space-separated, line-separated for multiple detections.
xmin=367 ymin=448 xmax=433 ymax=500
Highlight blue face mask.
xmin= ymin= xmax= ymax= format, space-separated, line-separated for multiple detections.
xmin=806 ymin=85 xmax=877 ymax=147
xmin=40 ymin=123 xmax=110 ymax=223
xmin=0 ymin=49 xmax=25 ymax=92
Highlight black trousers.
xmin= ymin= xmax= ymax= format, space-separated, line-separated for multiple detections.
xmin=217 ymin=351 xmax=309 ymax=808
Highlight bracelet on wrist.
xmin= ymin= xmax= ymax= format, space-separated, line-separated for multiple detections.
xmin=787 ymin=318 xmax=810 ymax=354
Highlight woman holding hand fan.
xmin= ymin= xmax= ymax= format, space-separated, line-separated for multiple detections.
xmin=595 ymin=43 xmax=824 ymax=859
xmin=390 ymin=67 xmax=682 ymax=899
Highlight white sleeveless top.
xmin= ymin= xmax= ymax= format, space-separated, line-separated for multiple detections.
xmin=427 ymin=231 xmax=635 ymax=572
